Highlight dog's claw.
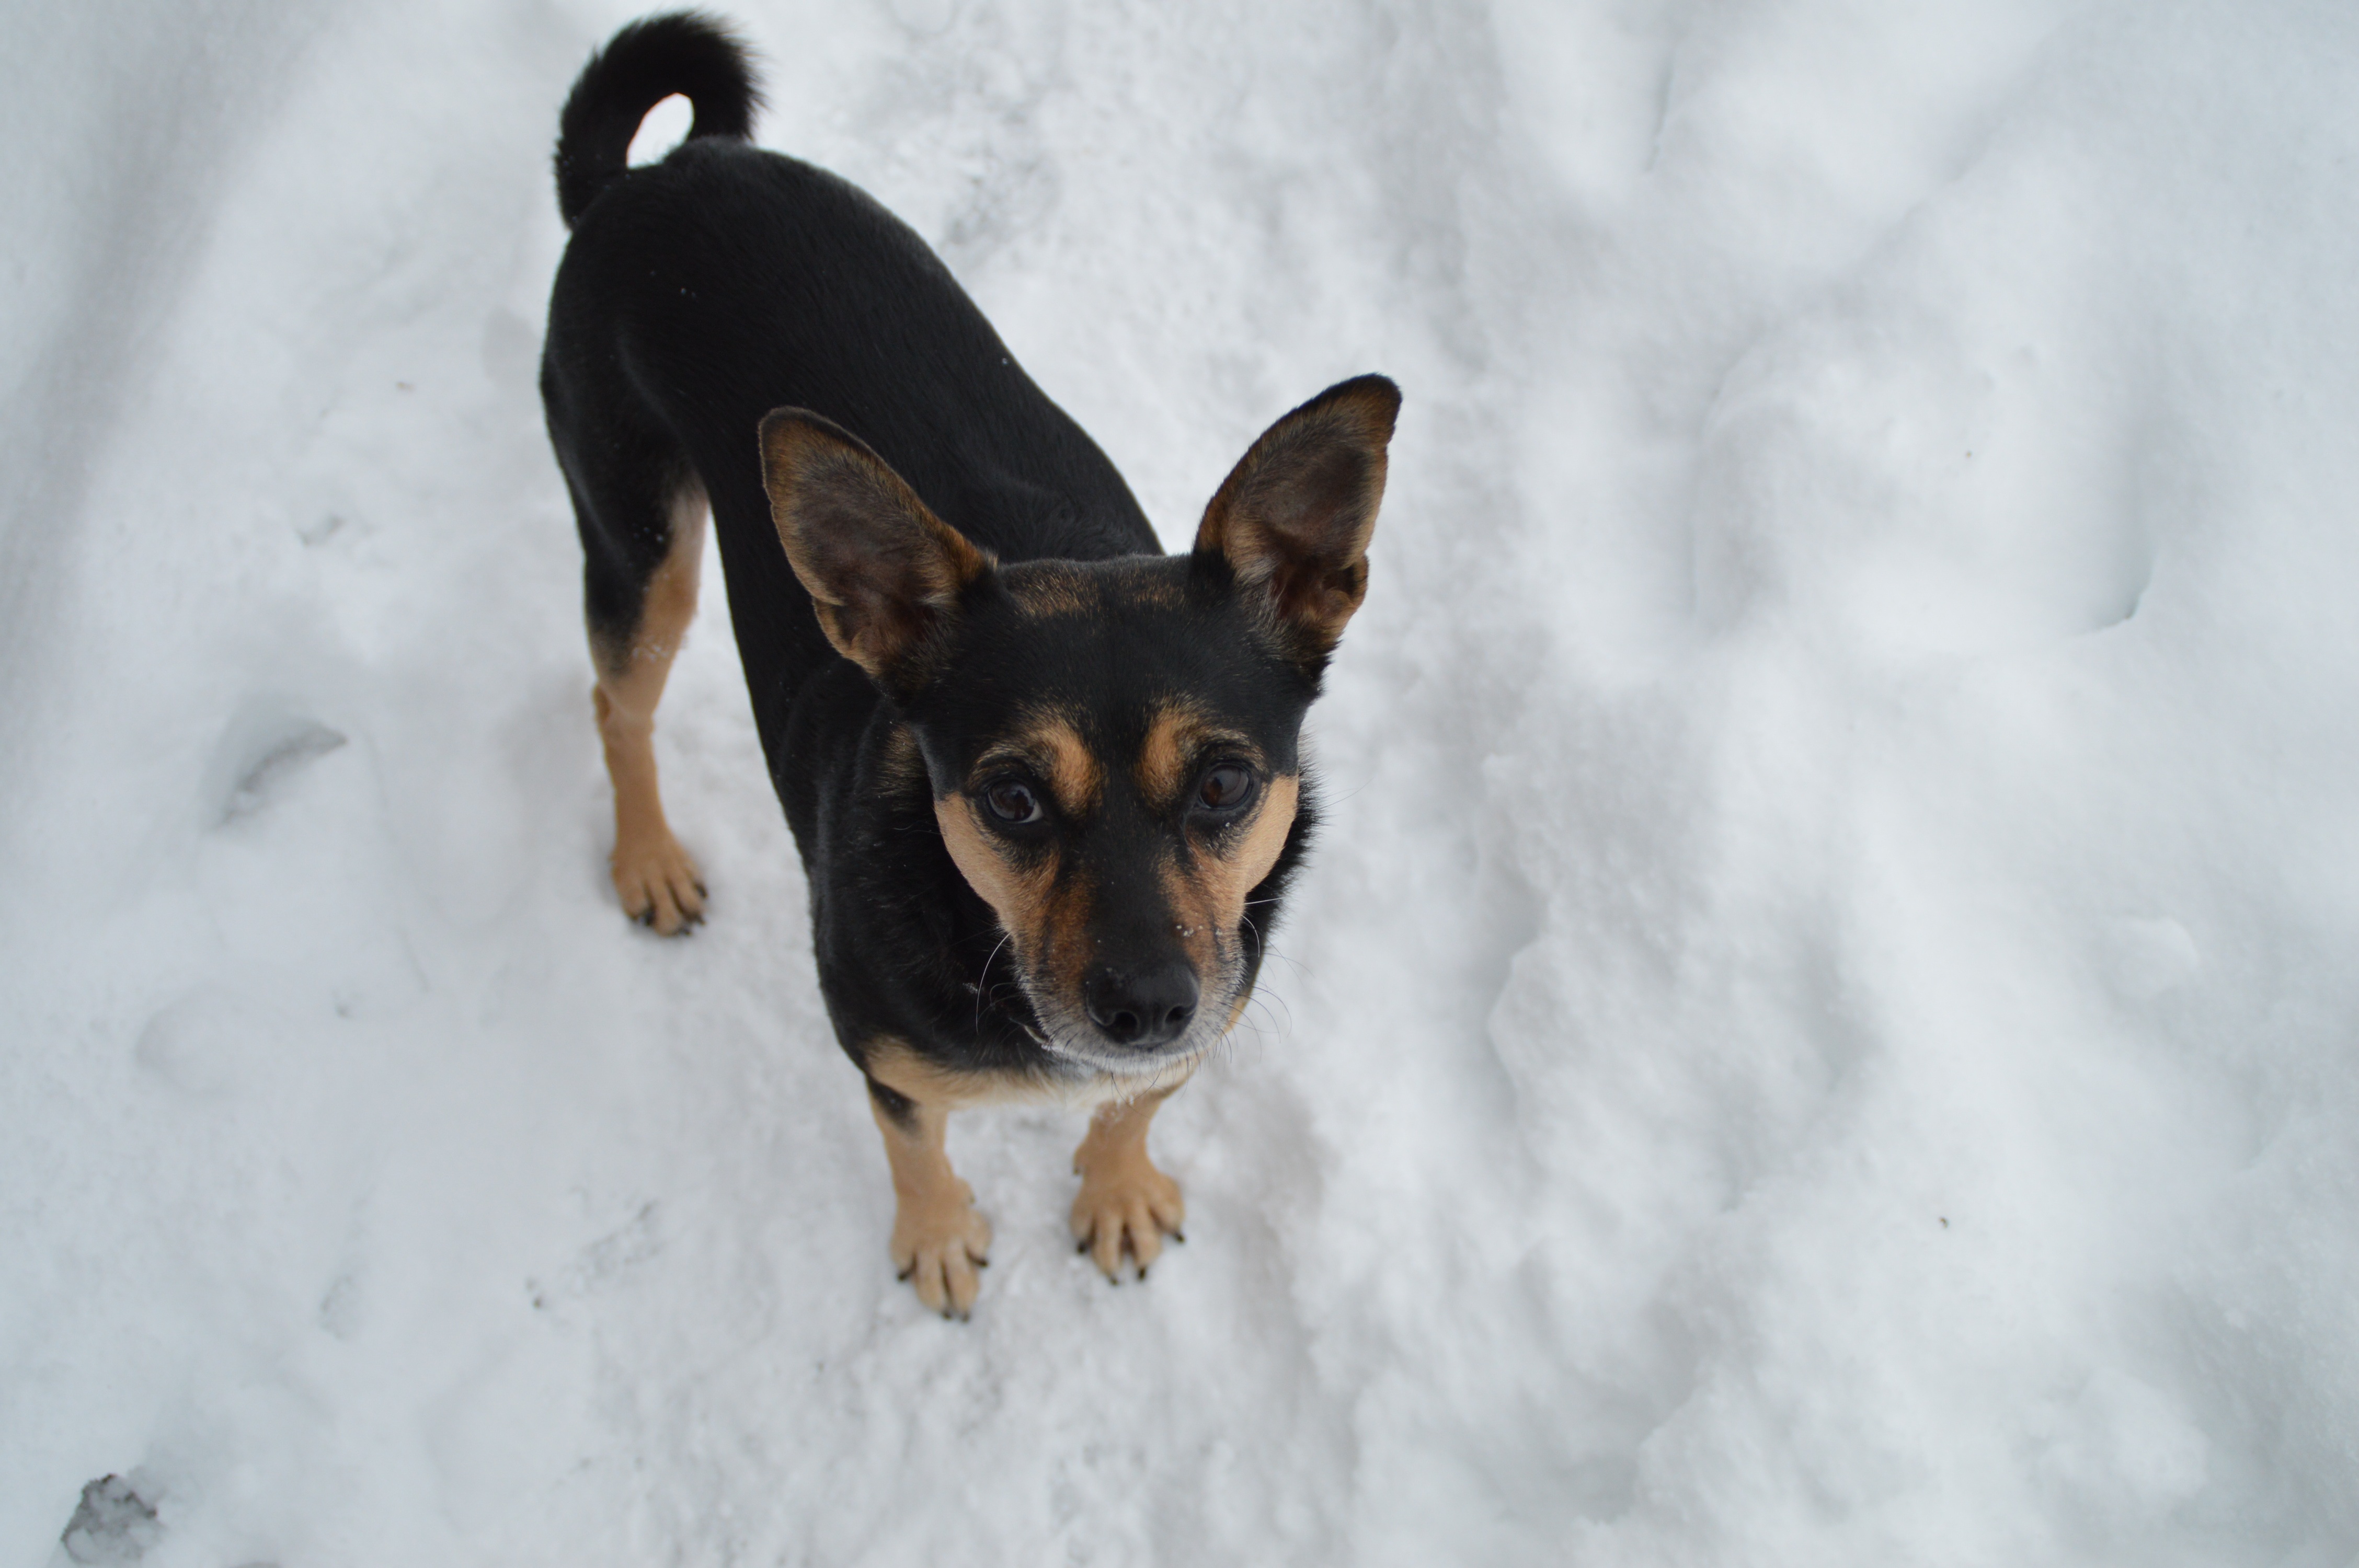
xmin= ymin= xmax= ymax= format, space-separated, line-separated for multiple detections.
xmin=612 ymin=827 xmax=707 ymax=935
xmin=890 ymin=1193 xmax=991 ymax=1317
xmin=1071 ymin=1160 xmax=1185 ymax=1283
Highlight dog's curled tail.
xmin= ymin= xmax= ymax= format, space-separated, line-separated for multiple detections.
xmin=554 ymin=11 xmax=763 ymax=228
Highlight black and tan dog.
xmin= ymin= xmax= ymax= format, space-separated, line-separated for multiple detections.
xmin=542 ymin=14 xmax=1398 ymax=1316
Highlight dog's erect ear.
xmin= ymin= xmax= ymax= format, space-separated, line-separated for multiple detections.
xmin=761 ymin=409 xmax=992 ymax=695
xmin=1194 ymin=375 xmax=1400 ymax=661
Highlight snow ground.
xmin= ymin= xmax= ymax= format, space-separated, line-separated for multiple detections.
xmin=6 ymin=0 xmax=2359 ymax=1562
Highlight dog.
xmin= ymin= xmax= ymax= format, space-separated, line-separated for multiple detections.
xmin=541 ymin=13 xmax=1398 ymax=1317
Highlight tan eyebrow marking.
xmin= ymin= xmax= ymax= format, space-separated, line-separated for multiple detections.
xmin=976 ymin=710 xmax=1101 ymax=818
xmin=1135 ymin=698 xmax=1259 ymax=813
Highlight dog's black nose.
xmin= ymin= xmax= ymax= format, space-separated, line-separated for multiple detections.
xmin=1083 ymin=962 xmax=1199 ymax=1048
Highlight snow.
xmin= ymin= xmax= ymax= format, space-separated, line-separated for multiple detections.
xmin=7 ymin=0 xmax=2359 ymax=1562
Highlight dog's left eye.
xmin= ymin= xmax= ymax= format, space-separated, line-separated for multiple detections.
xmin=982 ymin=779 xmax=1044 ymax=825
xmin=1196 ymin=764 xmax=1255 ymax=813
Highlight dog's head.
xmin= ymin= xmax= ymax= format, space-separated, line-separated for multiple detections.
xmin=760 ymin=377 xmax=1399 ymax=1078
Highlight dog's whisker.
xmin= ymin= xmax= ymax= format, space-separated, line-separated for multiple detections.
xmin=972 ymin=928 xmax=1014 ymax=1033
xmin=1258 ymin=940 xmax=1311 ymax=979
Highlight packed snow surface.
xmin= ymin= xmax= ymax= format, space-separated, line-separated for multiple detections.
xmin=7 ymin=1 xmax=2359 ymax=1563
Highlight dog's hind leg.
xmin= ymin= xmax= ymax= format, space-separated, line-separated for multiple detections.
xmin=581 ymin=469 xmax=710 ymax=935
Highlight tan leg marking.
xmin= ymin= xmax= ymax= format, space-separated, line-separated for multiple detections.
xmin=1071 ymin=1078 xmax=1190 ymax=1280
xmin=594 ymin=485 xmax=707 ymax=935
xmin=868 ymin=1092 xmax=993 ymax=1318
xmin=865 ymin=1040 xmax=1023 ymax=1318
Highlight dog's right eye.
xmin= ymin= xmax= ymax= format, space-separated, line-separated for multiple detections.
xmin=981 ymin=779 xmax=1044 ymax=825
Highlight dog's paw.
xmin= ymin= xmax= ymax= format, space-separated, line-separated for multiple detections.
xmin=891 ymin=1181 xmax=992 ymax=1319
xmin=611 ymin=828 xmax=706 ymax=936
xmin=1071 ymin=1154 xmax=1185 ymax=1282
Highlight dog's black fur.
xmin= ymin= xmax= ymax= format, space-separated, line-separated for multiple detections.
xmin=542 ymin=13 xmax=1398 ymax=1314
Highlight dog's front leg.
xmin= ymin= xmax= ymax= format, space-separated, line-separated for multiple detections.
xmin=1071 ymin=1083 xmax=1189 ymax=1281
xmin=866 ymin=1079 xmax=992 ymax=1318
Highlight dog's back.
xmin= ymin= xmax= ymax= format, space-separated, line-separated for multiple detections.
xmin=544 ymin=19 xmax=1156 ymax=698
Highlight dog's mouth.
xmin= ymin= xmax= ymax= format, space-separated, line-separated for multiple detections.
xmin=1000 ymin=935 xmax=1249 ymax=1082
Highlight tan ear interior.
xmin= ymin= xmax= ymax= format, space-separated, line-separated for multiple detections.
xmin=759 ymin=408 xmax=990 ymax=682
xmin=1195 ymin=376 xmax=1400 ymax=650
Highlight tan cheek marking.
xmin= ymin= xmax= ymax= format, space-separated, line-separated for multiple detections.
xmin=935 ymin=794 xmax=1099 ymax=1019
xmin=935 ymin=797 xmax=1055 ymax=953
xmin=1158 ymin=849 xmax=1222 ymax=981
xmin=1211 ymin=774 xmax=1299 ymax=929
xmin=1041 ymin=855 xmax=1103 ymax=1008
xmin=1160 ymin=774 xmax=1301 ymax=984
